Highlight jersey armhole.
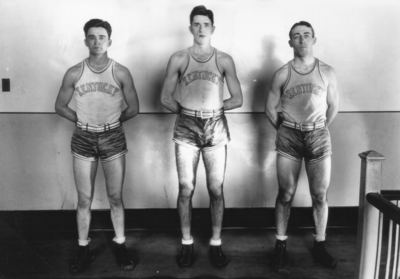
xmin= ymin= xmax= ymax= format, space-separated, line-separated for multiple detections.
xmin=74 ymin=60 xmax=85 ymax=88
xmin=282 ymin=62 xmax=292 ymax=92
xmin=317 ymin=59 xmax=328 ymax=87
xmin=214 ymin=48 xmax=225 ymax=82
xmin=112 ymin=60 xmax=123 ymax=89
xmin=178 ymin=50 xmax=190 ymax=83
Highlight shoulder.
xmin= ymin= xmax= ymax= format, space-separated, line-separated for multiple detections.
xmin=170 ymin=49 xmax=190 ymax=64
xmin=113 ymin=61 xmax=133 ymax=84
xmin=318 ymin=59 xmax=337 ymax=83
xmin=114 ymin=61 xmax=131 ymax=76
xmin=65 ymin=62 xmax=83 ymax=79
xmin=272 ymin=63 xmax=290 ymax=84
xmin=63 ymin=62 xmax=83 ymax=84
xmin=215 ymin=49 xmax=233 ymax=64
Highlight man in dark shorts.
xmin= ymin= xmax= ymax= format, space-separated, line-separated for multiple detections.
xmin=160 ymin=6 xmax=243 ymax=268
xmin=265 ymin=21 xmax=340 ymax=268
xmin=55 ymin=19 xmax=139 ymax=273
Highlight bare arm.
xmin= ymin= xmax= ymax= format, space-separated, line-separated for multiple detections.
xmin=265 ymin=67 xmax=287 ymax=130
xmin=160 ymin=53 xmax=185 ymax=113
xmin=54 ymin=66 xmax=80 ymax=123
xmin=115 ymin=63 xmax=140 ymax=122
xmin=324 ymin=66 xmax=340 ymax=126
xmin=219 ymin=54 xmax=243 ymax=111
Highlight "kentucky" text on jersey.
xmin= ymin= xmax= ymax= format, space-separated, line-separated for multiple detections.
xmin=75 ymin=82 xmax=120 ymax=96
xmin=182 ymin=71 xmax=223 ymax=86
xmin=284 ymin=83 xmax=324 ymax=99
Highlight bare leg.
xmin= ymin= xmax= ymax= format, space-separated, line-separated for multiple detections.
xmin=275 ymin=155 xmax=302 ymax=236
xmin=305 ymin=157 xmax=331 ymax=237
xmin=102 ymin=155 xmax=126 ymax=239
xmin=73 ymin=157 xmax=98 ymax=241
xmin=175 ymin=144 xmax=200 ymax=241
xmin=203 ymin=146 xmax=227 ymax=240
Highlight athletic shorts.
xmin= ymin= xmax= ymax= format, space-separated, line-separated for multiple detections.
xmin=173 ymin=112 xmax=230 ymax=151
xmin=71 ymin=126 xmax=128 ymax=162
xmin=275 ymin=125 xmax=332 ymax=163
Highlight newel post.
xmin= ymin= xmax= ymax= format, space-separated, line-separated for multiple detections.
xmin=354 ymin=151 xmax=385 ymax=279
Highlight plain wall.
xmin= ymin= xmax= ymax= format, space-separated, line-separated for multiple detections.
xmin=0 ymin=0 xmax=399 ymax=210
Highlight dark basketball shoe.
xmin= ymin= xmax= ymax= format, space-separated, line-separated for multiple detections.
xmin=177 ymin=244 xmax=194 ymax=267
xmin=69 ymin=245 xmax=94 ymax=273
xmin=209 ymin=245 xmax=228 ymax=268
xmin=115 ymin=243 xmax=135 ymax=270
xmin=312 ymin=240 xmax=337 ymax=268
xmin=268 ymin=240 xmax=286 ymax=268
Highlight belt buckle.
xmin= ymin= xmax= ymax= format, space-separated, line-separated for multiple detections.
xmin=296 ymin=123 xmax=304 ymax=131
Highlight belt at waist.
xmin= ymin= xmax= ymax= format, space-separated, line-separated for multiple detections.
xmin=76 ymin=120 xmax=121 ymax=132
xmin=282 ymin=120 xmax=326 ymax=131
xmin=180 ymin=107 xmax=224 ymax=119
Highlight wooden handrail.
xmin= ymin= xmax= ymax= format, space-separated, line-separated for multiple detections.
xmin=367 ymin=192 xmax=400 ymax=225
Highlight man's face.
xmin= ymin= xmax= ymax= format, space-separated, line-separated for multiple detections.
xmin=84 ymin=27 xmax=111 ymax=54
xmin=189 ymin=15 xmax=215 ymax=44
xmin=289 ymin=25 xmax=316 ymax=56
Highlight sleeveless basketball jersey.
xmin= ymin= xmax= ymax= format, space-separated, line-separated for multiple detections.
xmin=74 ymin=59 xmax=123 ymax=125
xmin=281 ymin=59 xmax=327 ymax=123
xmin=179 ymin=48 xmax=224 ymax=102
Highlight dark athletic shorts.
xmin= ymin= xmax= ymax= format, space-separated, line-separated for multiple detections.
xmin=71 ymin=126 xmax=128 ymax=162
xmin=275 ymin=125 xmax=332 ymax=163
xmin=173 ymin=112 xmax=230 ymax=151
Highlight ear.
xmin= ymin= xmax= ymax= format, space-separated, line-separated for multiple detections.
xmin=108 ymin=39 xmax=112 ymax=47
xmin=211 ymin=26 xmax=215 ymax=34
xmin=189 ymin=25 xmax=193 ymax=35
xmin=288 ymin=40 xmax=293 ymax=48
xmin=84 ymin=39 xmax=88 ymax=47
xmin=312 ymin=37 xmax=317 ymax=45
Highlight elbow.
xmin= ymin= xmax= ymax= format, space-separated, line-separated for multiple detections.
xmin=55 ymin=104 xmax=63 ymax=116
xmin=160 ymin=96 xmax=170 ymax=109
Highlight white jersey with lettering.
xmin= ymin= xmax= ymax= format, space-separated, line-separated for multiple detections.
xmin=281 ymin=59 xmax=328 ymax=123
xmin=178 ymin=48 xmax=224 ymax=107
xmin=74 ymin=59 xmax=123 ymax=125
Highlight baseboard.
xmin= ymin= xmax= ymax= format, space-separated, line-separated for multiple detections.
xmin=0 ymin=207 xmax=358 ymax=233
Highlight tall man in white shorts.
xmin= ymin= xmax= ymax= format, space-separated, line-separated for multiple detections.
xmin=55 ymin=19 xmax=139 ymax=273
xmin=161 ymin=6 xmax=243 ymax=268
xmin=265 ymin=21 xmax=340 ymax=268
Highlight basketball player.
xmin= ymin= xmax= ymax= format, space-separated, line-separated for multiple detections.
xmin=55 ymin=19 xmax=139 ymax=272
xmin=160 ymin=6 xmax=243 ymax=268
xmin=265 ymin=21 xmax=340 ymax=268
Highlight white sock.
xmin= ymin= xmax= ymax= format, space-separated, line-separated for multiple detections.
xmin=210 ymin=239 xmax=222 ymax=246
xmin=113 ymin=236 xmax=126 ymax=244
xmin=182 ymin=237 xmax=193 ymax=245
xmin=78 ymin=238 xmax=91 ymax=246
xmin=276 ymin=234 xmax=288 ymax=241
xmin=313 ymin=234 xmax=326 ymax=242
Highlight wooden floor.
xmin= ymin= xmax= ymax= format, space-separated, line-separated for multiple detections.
xmin=0 ymin=226 xmax=356 ymax=279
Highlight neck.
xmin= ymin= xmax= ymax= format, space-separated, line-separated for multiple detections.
xmin=88 ymin=53 xmax=109 ymax=66
xmin=192 ymin=41 xmax=213 ymax=54
xmin=292 ymin=55 xmax=315 ymax=67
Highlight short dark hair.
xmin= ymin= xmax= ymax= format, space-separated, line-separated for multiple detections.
xmin=190 ymin=5 xmax=214 ymax=25
xmin=289 ymin=21 xmax=315 ymax=39
xmin=84 ymin=19 xmax=112 ymax=38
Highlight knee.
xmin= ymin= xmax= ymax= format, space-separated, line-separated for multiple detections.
xmin=179 ymin=181 xmax=195 ymax=199
xmin=311 ymin=192 xmax=327 ymax=206
xmin=77 ymin=195 xmax=92 ymax=209
xmin=277 ymin=189 xmax=295 ymax=205
xmin=108 ymin=193 xmax=123 ymax=208
xmin=208 ymin=184 xmax=223 ymax=200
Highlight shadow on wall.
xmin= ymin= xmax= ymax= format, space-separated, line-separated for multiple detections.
xmin=249 ymin=35 xmax=284 ymax=170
